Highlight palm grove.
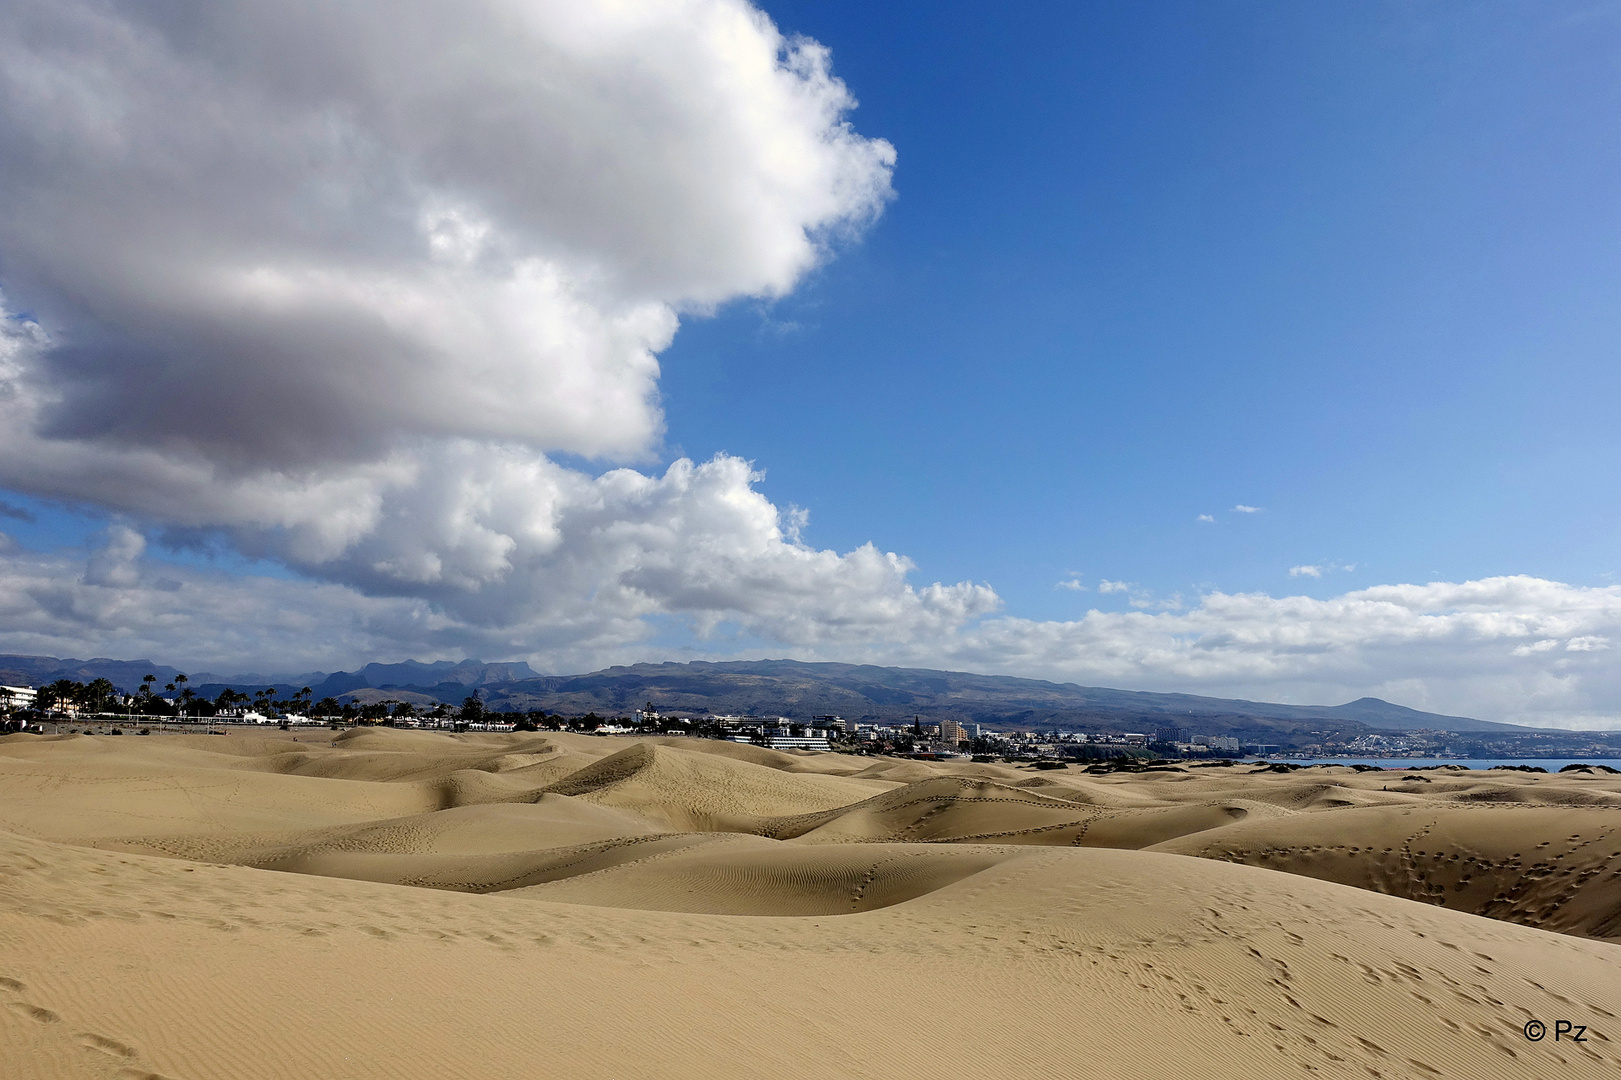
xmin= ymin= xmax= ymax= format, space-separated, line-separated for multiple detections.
xmin=1 ymin=675 xmax=684 ymax=735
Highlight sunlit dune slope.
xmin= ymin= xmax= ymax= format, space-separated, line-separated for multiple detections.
xmin=4 ymin=730 xmax=1621 ymax=1079
xmin=539 ymin=740 xmax=892 ymax=830
xmin=5 ymin=730 xmax=1621 ymax=943
xmin=2 ymin=825 xmax=1619 ymax=1080
xmin=0 ymin=734 xmax=438 ymax=838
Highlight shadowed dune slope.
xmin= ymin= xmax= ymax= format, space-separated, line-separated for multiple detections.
xmin=1155 ymin=803 xmax=1621 ymax=940
xmin=509 ymin=835 xmax=1014 ymax=914
xmin=91 ymin=797 xmax=667 ymax=864
xmin=762 ymin=775 xmax=1272 ymax=848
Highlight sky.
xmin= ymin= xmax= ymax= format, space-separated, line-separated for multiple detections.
xmin=3 ymin=0 xmax=1621 ymax=727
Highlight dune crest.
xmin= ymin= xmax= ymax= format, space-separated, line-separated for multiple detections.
xmin=3 ymin=729 xmax=1620 ymax=1078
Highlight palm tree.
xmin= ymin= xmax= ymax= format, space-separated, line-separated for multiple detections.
xmin=40 ymin=679 xmax=84 ymax=719
xmin=84 ymin=678 xmax=117 ymax=717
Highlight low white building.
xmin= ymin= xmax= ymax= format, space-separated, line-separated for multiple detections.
xmin=1 ymin=685 xmax=38 ymax=708
xmin=761 ymin=735 xmax=831 ymax=751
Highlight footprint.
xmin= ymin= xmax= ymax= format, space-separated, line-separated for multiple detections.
xmin=9 ymin=1001 xmax=61 ymax=1023
xmin=0 ymin=976 xmax=23 ymax=992
xmin=78 ymin=1032 xmax=138 ymax=1058
xmin=117 ymin=1071 xmax=176 ymax=1080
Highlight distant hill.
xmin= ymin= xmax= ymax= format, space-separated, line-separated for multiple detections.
xmin=0 ymin=653 xmax=1538 ymax=737
xmin=0 ymin=654 xmax=186 ymax=689
xmin=470 ymin=659 xmax=1532 ymax=735
xmin=0 ymin=655 xmax=535 ymax=701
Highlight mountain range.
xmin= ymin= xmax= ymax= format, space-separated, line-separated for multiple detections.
xmin=0 ymin=653 xmax=1546 ymax=737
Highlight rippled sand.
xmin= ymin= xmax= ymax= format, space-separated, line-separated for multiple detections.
xmin=2 ymin=729 xmax=1618 ymax=1078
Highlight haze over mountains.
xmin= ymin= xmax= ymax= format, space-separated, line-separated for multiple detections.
xmin=0 ymin=654 xmax=1543 ymax=736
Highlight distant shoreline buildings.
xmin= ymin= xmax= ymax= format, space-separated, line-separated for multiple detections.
xmin=5 ymin=674 xmax=1620 ymax=762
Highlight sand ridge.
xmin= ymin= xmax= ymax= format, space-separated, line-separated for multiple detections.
xmin=2 ymin=728 xmax=1620 ymax=1078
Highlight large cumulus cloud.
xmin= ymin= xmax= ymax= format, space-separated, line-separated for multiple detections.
xmin=0 ymin=0 xmax=987 ymax=640
xmin=0 ymin=0 xmax=893 ymax=474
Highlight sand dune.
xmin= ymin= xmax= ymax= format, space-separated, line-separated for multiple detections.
xmin=540 ymin=740 xmax=893 ymax=831
xmin=1157 ymin=802 xmax=1621 ymax=939
xmin=512 ymin=834 xmax=1013 ymax=914
xmin=0 ymin=734 xmax=438 ymax=839
xmin=2 ymin=730 xmax=1619 ymax=1078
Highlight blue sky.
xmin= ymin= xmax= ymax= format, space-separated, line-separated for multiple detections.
xmin=662 ymin=0 xmax=1621 ymax=619
xmin=4 ymin=0 xmax=1621 ymax=725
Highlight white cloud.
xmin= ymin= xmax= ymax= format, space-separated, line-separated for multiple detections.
xmin=0 ymin=486 xmax=1000 ymax=674
xmin=1196 ymin=514 xmax=1215 ymax=523
xmin=0 ymin=534 xmax=457 ymax=674
xmin=1290 ymin=562 xmax=1356 ymax=578
xmin=1232 ymin=504 xmax=1261 ymax=514
xmin=0 ymin=0 xmax=925 ymax=637
xmin=909 ymin=577 xmax=1621 ymax=729
xmin=5 ymin=4 xmax=1621 ymax=733
xmin=82 ymin=525 xmax=145 ymax=589
xmin=1056 ymin=578 xmax=1087 ymax=591
xmin=1091 ymin=579 xmax=1179 ymax=612
xmin=9 ymin=546 xmax=1621 ymax=728
xmin=2 ymin=0 xmax=841 ymax=474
